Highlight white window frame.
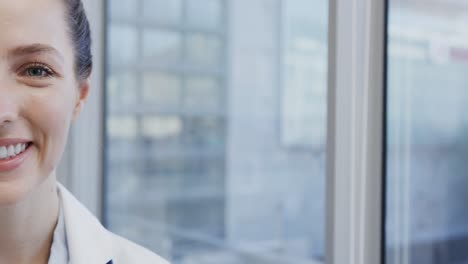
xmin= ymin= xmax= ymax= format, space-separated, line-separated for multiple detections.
xmin=326 ymin=0 xmax=386 ymax=263
xmin=61 ymin=0 xmax=389 ymax=263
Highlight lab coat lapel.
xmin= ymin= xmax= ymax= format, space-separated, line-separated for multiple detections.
xmin=57 ymin=184 xmax=113 ymax=264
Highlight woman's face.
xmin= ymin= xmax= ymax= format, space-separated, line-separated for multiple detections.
xmin=0 ymin=0 xmax=89 ymax=205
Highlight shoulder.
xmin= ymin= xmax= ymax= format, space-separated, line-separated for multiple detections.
xmin=108 ymin=231 xmax=171 ymax=264
xmin=57 ymin=183 xmax=170 ymax=264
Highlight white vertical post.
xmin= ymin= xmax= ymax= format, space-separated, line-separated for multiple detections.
xmin=326 ymin=0 xmax=386 ymax=263
xmin=58 ymin=0 xmax=106 ymax=219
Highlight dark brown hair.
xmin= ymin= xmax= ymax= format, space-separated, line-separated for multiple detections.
xmin=64 ymin=0 xmax=92 ymax=82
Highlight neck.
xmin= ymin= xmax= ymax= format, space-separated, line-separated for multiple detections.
xmin=0 ymin=174 xmax=59 ymax=264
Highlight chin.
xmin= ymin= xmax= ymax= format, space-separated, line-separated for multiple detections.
xmin=0 ymin=172 xmax=48 ymax=208
xmin=0 ymin=146 xmax=56 ymax=207
xmin=0 ymin=181 xmax=34 ymax=206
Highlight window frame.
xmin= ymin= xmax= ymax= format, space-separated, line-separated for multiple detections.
xmin=325 ymin=0 xmax=386 ymax=263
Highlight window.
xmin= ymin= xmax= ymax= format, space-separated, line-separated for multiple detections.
xmin=385 ymin=1 xmax=468 ymax=263
xmin=105 ymin=0 xmax=328 ymax=263
xmin=142 ymin=0 xmax=182 ymax=24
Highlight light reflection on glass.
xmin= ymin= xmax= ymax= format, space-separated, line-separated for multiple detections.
xmin=386 ymin=2 xmax=468 ymax=264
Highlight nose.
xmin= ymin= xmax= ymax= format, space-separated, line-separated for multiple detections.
xmin=0 ymin=90 xmax=18 ymax=128
xmin=0 ymin=103 xmax=17 ymax=128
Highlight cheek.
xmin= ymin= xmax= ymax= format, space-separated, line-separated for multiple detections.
xmin=23 ymin=88 xmax=76 ymax=170
xmin=29 ymin=92 xmax=74 ymax=133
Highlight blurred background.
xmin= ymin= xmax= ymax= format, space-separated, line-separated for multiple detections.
xmin=105 ymin=0 xmax=327 ymax=263
xmin=386 ymin=1 xmax=468 ymax=263
xmin=65 ymin=0 xmax=468 ymax=263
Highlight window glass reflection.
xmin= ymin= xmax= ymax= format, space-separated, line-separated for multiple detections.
xmin=186 ymin=34 xmax=223 ymax=68
xmin=186 ymin=0 xmax=223 ymax=29
xmin=142 ymin=0 xmax=182 ymax=24
xmin=143 ymin=73 xmax=182 ymax=109
xmin=105 ymin=1 xmax=328 ymax=263
xmin=184 ymin=76 xmax=221 ymax=112
xmin=107 ymin=115 xmax=138 ymax=139
xmin=109 ymin=0 xmax=137 ymax=19
xmin=107 ymin=72 xmax=138 ymax=107
xmin=386 ymin=1 xmax=468 ymax=263
xmin=109 ymin=25 xmax=138 ymax=65
xmin=143 ymin=29 xmax=182 ymax=63
xmin=142 ymin=116 xmax=183 ymax=140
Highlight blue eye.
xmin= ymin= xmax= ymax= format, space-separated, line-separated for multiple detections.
xmin=27 ymin=67 xmax=47 ymax=77
xmin=23 ymin=63 xmax=55 ymax=78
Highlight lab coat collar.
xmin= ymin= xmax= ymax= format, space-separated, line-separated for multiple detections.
xmin=57 ymin=183 xmax=113 ymax=264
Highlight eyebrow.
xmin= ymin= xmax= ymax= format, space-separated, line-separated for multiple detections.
xmin=7 ymin=43 xmax=65 ymax=63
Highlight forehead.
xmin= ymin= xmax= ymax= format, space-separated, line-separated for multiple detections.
xmin=0 ymin=0 xmax=72 ymax=59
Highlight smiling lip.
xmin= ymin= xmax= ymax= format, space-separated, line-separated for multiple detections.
xmin=0 ymin=139 xmax=33 ymax=173
xmin=0 ymin=139 xmax=31 ymax=146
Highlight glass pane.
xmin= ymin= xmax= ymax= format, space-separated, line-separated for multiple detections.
xmin=107 ymin=115 xmax=138 ymax=139
xmin=142 ymin=116 xmax=183 ymax=140
xmin=142 ymin=0 xmax=182 ymax=24
xmin=184 ymin=76 xmax=221 ymax=112
xmin=109 ymin=0 xmax=137 ymax=19
xmin=108 ymin=25 xmax=138 ymax=65
xmin=142 ymin=73 xmax=182 ymax=109
xmin=143 ymin=29 xmax=182 ymax=63
xmin=186 ymin=34 xmax=223 ymax=68
xmin=107 ymin=72 xmax=138 ymax=108
xmin=186 ymin=0 xmax=223 ymax=29
xmin=385 ymin=1 xmax=468 ymax=264
xmin=105 ymin=0 xmax=329 ymax=263
xmin=181 ymin=116 xmax=224 ymax=149
xmin=282 ymin=0 xmax=328 ymax=148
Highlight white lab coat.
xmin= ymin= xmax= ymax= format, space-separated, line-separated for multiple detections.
xmin=58 ymin=183 xmax=170 ymax=264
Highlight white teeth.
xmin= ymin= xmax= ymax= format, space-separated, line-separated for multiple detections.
xmin=0 ymin=147 xmax=6 ymax=160
xmin=7 ymin=145 xmax=15 ymax=158
xmin=0 ymin=143 xmax=28 ymax=160
xmin=15 ymin=144 xmax=20 ymax=155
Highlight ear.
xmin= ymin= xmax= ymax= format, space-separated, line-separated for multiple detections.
xmin=72 ymin=79 xmax=90 ymax=122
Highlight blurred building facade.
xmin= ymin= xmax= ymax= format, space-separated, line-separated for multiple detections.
xmin=104 ymin=0 xmax=468 ymax=264
xmin=105 ymin=0 xmax=327 ymax=263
